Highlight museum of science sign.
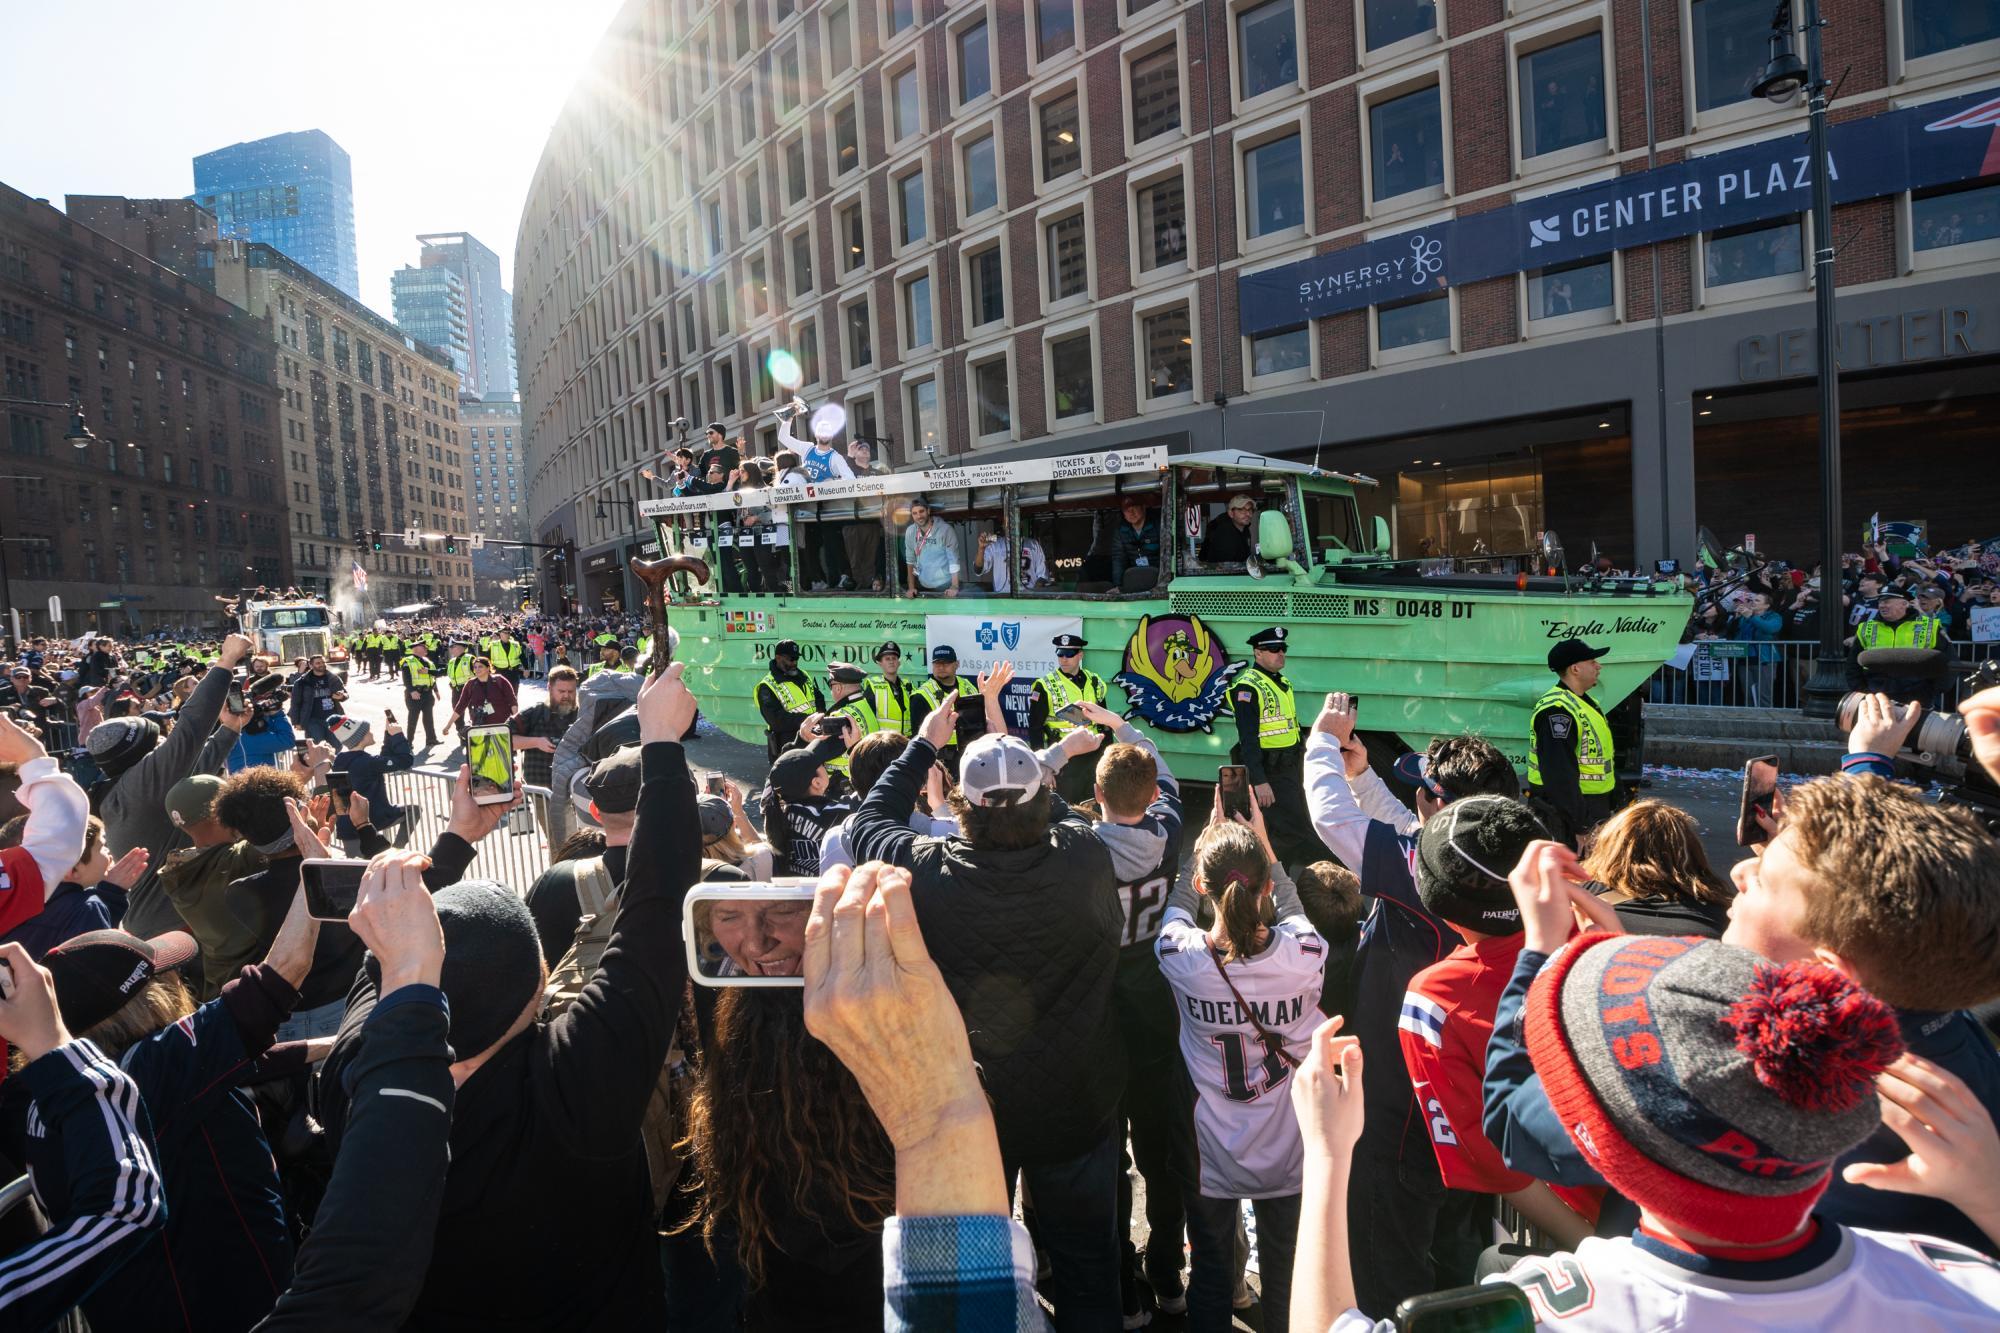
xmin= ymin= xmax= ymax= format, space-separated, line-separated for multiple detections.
xmin=1238 ymin=86 xmax=2000 ymax=335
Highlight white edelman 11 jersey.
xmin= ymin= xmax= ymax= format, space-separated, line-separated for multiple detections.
xmin=1329 ymin=1225 xmax=2000 ymax=1331
xmin=1156 ymin=907 xmax=1326 ymax=1200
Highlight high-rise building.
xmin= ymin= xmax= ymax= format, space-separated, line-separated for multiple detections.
xmin=462 ymin=394 xmax=529 ymax=599
xmin=395 ymin=233 xmax=514 ymax=397
xmin=213 ymin=240 xmax=473 ymax=608
xmin=0 ymin=184 xmax=286 ymax=637
xmin=192 ymin=130 xmax=360 ymax=301
xmin=391 ymin=262 xmax=469 ymax=380
xmin=518 ymin=0 xmax=2000 ymax=577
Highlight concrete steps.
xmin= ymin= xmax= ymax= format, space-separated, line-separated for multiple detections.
xmin=1642 ymin=703 xmax=1847 ymax=775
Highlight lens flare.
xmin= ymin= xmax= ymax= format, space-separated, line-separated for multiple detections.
xmin=810 ymin=403 xmax=847 ymax=438
xmin=767 ymin=349 xmax=803 ymax=391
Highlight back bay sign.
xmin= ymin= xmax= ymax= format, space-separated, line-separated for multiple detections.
xmin=1240 ymin=87 xmax=2000 ymax=335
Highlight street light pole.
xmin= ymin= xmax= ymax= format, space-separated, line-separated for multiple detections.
xmin=1755 ymin=0 xmax=1845 ymax=719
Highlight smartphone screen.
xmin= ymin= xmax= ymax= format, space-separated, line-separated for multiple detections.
xmin=954 ymin=692 xmax=989 ymax=742
xmin=704 ymin=773 xmax=728 ymax=796
xmin=1395 ymin=1282 xmax=1535 ymax=1332
xmin=1054 ymin=702 xmax=1091 ymax=726
xmin=1736 ymin=755 xmax=1780 ymax=847
xmin=467 ymin=725 xmax=516 ymax=805
xmin=1218 ymin=764 xmax=1252 ymax=820
xmin=226 ymin=687 xmax=246 ymax=714
xmin=684 ymin=883 xmax=819 ymax=987
xmin=299 ymin=858 xmax=371 ymax=921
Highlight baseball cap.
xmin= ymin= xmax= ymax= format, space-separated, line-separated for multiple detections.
xmin=769 ymin=746 xmax=827 ymax=802
xmin=165 ymin=774 xmax=225 ymax=830
xmin=696 ymin=794 xmax=733 ymax=841
xmin=43 ymin=929 xmax=199 ymax=1032
xmin=1393 ymin=751 xmax=1446 ymax=801
xmin=1547 ymin=639 xmax=1610 ymax=674
xmin=931 ymin=645 xmax=958 ymax=663
xmin=583 ymin=745 xmax=644 ymax=815
xmin=773 ymin=639 xmax=802 ymax=659
xmin=957 ymin=733 xmax=1045 ymax=808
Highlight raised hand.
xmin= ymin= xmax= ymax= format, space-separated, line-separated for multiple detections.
xmin=102 ymin=846 xmax=150 ymax=891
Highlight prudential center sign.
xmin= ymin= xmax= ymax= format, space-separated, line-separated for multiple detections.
xmin=1239 ymin=86 xmax=2000 ymax=335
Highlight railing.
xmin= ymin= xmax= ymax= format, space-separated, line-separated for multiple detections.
xmin=383 ymin=766 xmax=555 ymax=894
xmin=1647 ymin=639 xmax=1998 ymax=709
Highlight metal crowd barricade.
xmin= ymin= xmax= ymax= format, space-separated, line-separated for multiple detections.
xmin=1647 ymin=638 xmax=1998 ymax=709
xmin=382 ymin=766 xmax=554 ymax=894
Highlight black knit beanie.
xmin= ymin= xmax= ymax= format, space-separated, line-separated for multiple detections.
xmin=85 ymin=716 xmax=161 ymax=776
xmin=1414 ymin=795 xmax=1547 ymax=933
xmin=431 ymin=880 xmax=545 ymax=1060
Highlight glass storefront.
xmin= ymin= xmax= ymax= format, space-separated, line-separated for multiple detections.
xmin=1392 ymin=457 xmax=1545 ymax=558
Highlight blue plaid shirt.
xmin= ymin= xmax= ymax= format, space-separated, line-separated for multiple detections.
xmin=883 ymin=1215 xmax=1047 ymax=1332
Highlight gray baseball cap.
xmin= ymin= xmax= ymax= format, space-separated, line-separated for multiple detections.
xmin=957 ymin=733 xmax=1044 ymax=808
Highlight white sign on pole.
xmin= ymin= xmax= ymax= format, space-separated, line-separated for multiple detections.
xmin=469 ymin=532 xmax=486 ymax=551
xmin=404 ymin=527 xmax=421 ymax=548
xmin=926 ymin=613 xmax=1082 ymax=736
xmin=47 ymin=595 xmax=61 ymax=625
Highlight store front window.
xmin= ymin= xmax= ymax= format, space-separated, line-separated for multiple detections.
xmin=1393 ymin=457 xmax=1544 ymax=559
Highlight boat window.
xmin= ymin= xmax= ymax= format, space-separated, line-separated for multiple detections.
xmin=1301 ymin=487 xmax=1364 ymax=557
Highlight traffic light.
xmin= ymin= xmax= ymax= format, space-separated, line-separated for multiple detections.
xmin=443 ymin=534 xmax=459 ymax=555
xmin=369 ymin=530 xmax=384 ymax=552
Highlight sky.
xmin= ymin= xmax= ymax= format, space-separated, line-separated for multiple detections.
xmin=0 ymin=0 xmax=628 ymax=319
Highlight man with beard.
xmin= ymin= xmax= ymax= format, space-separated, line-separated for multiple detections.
xmin=513 ymin=665 xmax=580 ymax=842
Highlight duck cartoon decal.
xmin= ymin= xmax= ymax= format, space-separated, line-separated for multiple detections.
xmin=1115 ymin=614 xmax=1245 ymax=733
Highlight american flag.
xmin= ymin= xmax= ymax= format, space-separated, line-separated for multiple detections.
xmin=351 ymin=558 xmax=368 ymax=592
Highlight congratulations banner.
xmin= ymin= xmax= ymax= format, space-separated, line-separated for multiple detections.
xmin=1239 ymin=87 xmax=2000 ymax=335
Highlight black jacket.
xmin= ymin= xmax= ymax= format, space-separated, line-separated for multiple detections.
xmin=849 ymin=736 xmax=1124 ymax=1166
xmin=258 ymin=987 xmax=455 ymax=1332
xmin=314 ymin=742 xmax=699 ymax=1331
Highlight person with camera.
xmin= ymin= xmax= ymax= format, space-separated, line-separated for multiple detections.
xmin=225 ymin=673 xmax=297 ymax=774
xmin=765 ymin=719 xmax=854 ymax=878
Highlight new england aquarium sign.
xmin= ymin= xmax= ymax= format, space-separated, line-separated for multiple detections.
xmin=1238 ymin=87 xmax=2000 ymax=335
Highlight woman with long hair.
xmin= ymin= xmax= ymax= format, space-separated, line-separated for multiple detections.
xmin=700 ymin=776 xmax=774 ymax=878
xmin=1582 ymin=798 xmax=1734 ymax=937
xmin=1156 ymin=795 xmax=1326 ymax=1332
xmin=680 ymin=987 xmax=896 ymax=1330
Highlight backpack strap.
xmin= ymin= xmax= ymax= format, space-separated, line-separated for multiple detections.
xmin=572 ymin=856 xmax=617 ymax=920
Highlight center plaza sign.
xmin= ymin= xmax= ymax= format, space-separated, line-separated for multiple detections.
xmin=1239 ymin=87 xmax=2000 ymax=334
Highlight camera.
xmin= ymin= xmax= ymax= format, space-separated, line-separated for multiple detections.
xmin=1838 ymin=651 xmax=2000 ymax=833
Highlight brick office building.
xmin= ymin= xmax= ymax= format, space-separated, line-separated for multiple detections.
xmin=520 ymin=0 xmax=1998 ymax=575
xmin=0 ymin=184 xmax=286 ymax=638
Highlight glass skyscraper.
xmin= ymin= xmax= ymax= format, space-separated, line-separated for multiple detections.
xmin=192 ymin=129 xmax=360 ymax=300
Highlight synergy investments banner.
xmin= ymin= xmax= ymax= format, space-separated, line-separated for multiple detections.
xmin=1239 ymin=87 xmax=2000 ymax=335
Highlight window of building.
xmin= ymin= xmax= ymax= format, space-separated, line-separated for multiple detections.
xmin=1037 ymin=0 xmax=1076 ymax=59
xmin=1704 ymin=217 xmax=1804 ymax=286
xmin=741 ymin=167 xmax=765 ymax=232
xmin=1138 ymin=174 xmax=1189 ymax=271
xmin=752 ymin=342 xmax=776 ymax=402
xmin=1048 ymin=331 xmax=1094 ymax=419
xmin=1046 ymin=213 xmax=1088 ymax=302
xmin=968 ymin=245 xmax=1006 ymax=326
xmin=827 ymin=3 xmax=853 ymax=69
xmin=1378 ymin=291 xmax=1450 ymax=349
xmin=904 ymin=273 xmax=934 ymax=349
xmin=1040 ymin=93 xmax=1083 ymax=180
xmin=1527 ymin=256 xmax=1614 ymax=320
xmin=897 ymin=168 xmax=928 ymax=246
xmin=749 ymin=255 xmax=772 ymax=318
xmin=892 ymin=64 xmax=922 ymax=141
xmin=1245 ymin=132 xmax=1305 ymax=237
xmin=963 ymin=133 xmax=999 ymax=215
xmin=1369 ymin=84 xmax=1445 ymax=202
xmin=1142 ymin=305 xmax=1194 ymax=398
xmin=842 ymin=202 xmax=867 ymax=271
xmin=777 ymin=42 xmax=801 ymax=114
xmin=907 ymin=377 xmax=939 ymax=455
xmin=834 ymin=101 xmax=860 ymax=174
xmin=784 ymin=135 xmax=809 ymax=205
xmin=1904 ymin=0 xmax=2000 ymax=57
xmin=1238 ymin=0 xmax=1299 ymax=100
xmin=1912 ymin=179 xmax=2000 ymax=253
xmin=790 ymin=230 xmax=815 ymax=296
xmin=733 ymin=0 xmax=754 ymax=57
xmin=1250 ymin=324 xmax=1311 ymax=376
xmin=846 ymin=298 xmax=873 ymax=368
xmin=798 ymin=320 xmax=821 ymax=385
xmin=1518 ymin=33 xmax=1606 ymax=159
xmin=1690 ymin=0 xmax=1771 ymax=112
xmin=719 ymin=359 xmax=738 ymax=415
xmin=958 ymin=19 xmax=992 ymax=103
xmin=850 ymin=395 xmax=878 ymax=452
xmin=887 ymin=0 xmax=915 ymax=38
xmin=1365 ymin=0 xmax=1436 ymax=51
xmin=972 ymin=357 xmax=1010 ymax=437
xmin=1131 ymin=46 xmax=1183 ymax=143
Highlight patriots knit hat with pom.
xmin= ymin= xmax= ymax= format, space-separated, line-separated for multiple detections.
xmin=1525 ymin=933 xmax=1902 ymax=1244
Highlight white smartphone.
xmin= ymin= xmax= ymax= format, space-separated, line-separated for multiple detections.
xmin=683 ymin=883 xmax=818 ymax=987
xmin=467 ymin=724 xmax=516 ymax=805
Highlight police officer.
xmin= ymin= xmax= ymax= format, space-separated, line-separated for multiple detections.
xmin=400 ymin=638 xmax=441 ymax=750
xmin=490 ymin=626 xmax=526 ymax=689
xmin=863 ymin=642 xmax=913 ymax=733
xmin=1528 ymin=638 xmax=1615 ymax=846
xmin=823 ymin=662 xmax=880 ymax=782
xmin=1032 ymin=632 xmax=1110 ymax=801
xmin=587 ymin=637 xmax=626 ymax=680
xmin=1851 ymin=585 xmax=1947 ymax=705
xmin=909 ymin=644 xmax=978 ymax=778
xmin=1230 ymin=626 xmax=1314 ymax=870
xmin=755 ymin=639 xmax=824 ymax=760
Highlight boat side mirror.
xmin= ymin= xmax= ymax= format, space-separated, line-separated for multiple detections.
xmin=1372 ymin=515 xmax=1392 ymax=557
xmin=1256 ymin=511 xmax=1294 ymax=562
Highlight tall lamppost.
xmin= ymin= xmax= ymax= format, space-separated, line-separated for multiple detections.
xmin=1751 ymin=1 xmax=1845 ymax=718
